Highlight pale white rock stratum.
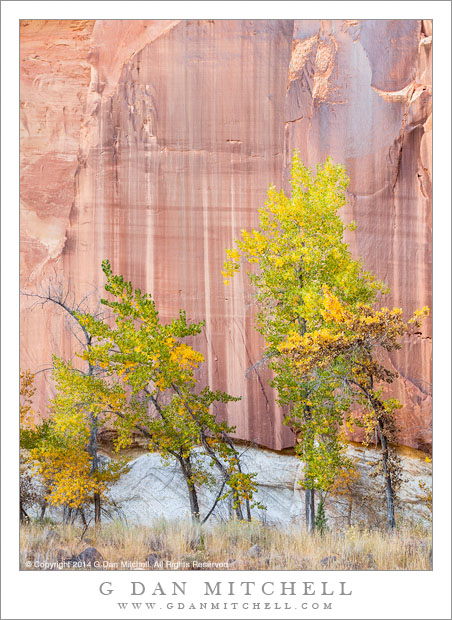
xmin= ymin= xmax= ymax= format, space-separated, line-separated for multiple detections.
xmin=107 ymin=444 xmax=431 ymax=527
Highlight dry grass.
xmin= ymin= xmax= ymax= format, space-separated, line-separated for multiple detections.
xmin=20 ymin=518 xmax=432 ymax=571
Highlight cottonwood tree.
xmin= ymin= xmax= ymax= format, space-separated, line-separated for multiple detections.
xmin=21 ymin=277 xmax=107 ymax=523
xmin=20 ymin=368 xmax=125 ymax=525
xmin=223 ymin=152 xmax=384 ymax=531
xmin=73 ymin=260 xmax=260 ymax=523
xmin=280 ymin=287 xmax=429 ymax=528
xmin=22 ymin=266 xmax=259 ymax=523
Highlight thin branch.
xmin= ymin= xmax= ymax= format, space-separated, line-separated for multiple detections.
xmin=79 ymin=517 xmax=93 ymax=542
xmin=201 ymin=479 xmax=227 ymax=525
xmin=245 ymin=352 xmax=275 ymax=379
xmin=33 ymin=367 xmax=54 ymax=375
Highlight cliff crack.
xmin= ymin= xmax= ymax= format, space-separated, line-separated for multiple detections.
xmin=256 ymin=371 xmax=271 ymax=413
xmin=233 ymin=318 xmax=271 ymax=413
xmin=391 ymin=83 xmax=416 ymax=193
xmin=233 ymin=318 xmax=254 ymax=371
xmin=285 ymin=116 xmax=303 ymax=125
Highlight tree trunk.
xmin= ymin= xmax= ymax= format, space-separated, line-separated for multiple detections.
xmin=93 ymin=493 xmax=101 ymax=525
xmin=223 ymin=436 xmax=247 ymax=520
xmin=186 ymin=481 xmax=200 ymax=523
xmin=40 ymin=500 xmax=47 ymax=521
xmin=245 ymin=498 xmax=252 ymax=522
xmin=233 ymin=495 xmax=244 ymax=521
xmin=305 ymin=488 xmax=315 ymax=532
xmin=79 ymin=507 xmax=87 ymax=527
xmin=347 ymin=496 xmax=353 ymax=528
xmin=20 ymin=504 xmax=29 ymax=523
xmin=378 ymin=421 xmax=396 ymax=529
xmin=63 ymin=506 xmax=73 ymax=524
xmin=179 ymin=456 xmax=200 ymax=522
xmin=303 ymin=404 xmax=316 ymax=532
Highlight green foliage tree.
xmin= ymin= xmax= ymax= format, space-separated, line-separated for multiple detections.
xmin=20 ymin=369 xmax=125 ymax=524
xmin=281 ymin=288 xmax=429 ymax=528
xmin=21 ymin=280 xmax=107 ymax=523
xmin=71 ymin=260 xmax=261 ymax=522
xmin=223 ymin=151 xmax=385 ymax=530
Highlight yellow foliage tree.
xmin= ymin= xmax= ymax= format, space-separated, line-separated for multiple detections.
xmin=20 ymin=368 xmax=126 ymax=524
xmin=223 ymin=152 xmax=384 ymax=530
xmin=280 ymin=287 xmax=429 ymax=528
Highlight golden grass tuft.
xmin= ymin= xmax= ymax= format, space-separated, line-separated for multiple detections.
xmin=20 ymin=518 xmax=432 ymax=571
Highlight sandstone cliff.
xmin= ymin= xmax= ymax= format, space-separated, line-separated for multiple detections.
xmin=20 ymin=19 xmax=432 ymax=452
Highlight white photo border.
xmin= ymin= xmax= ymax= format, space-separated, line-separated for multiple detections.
xmin=2 ymin=2 xmax=450 ymax=619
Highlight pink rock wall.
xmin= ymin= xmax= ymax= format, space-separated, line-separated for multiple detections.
xmin=20 ymin=19 xmax=432 ymax=452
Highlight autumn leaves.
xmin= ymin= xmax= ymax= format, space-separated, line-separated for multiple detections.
xmin=223 ymin=152 xmax=428 ymax=529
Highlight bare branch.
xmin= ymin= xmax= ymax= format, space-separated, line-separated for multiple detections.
xmin=21 ymin=273 xmax=106 ymax=353
xmin=245 ymin=351 xmax=275 ymax=379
